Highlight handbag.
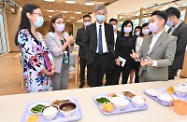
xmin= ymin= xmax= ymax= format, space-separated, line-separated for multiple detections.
xmin=43 ymin=51 xmax=52 ymax=71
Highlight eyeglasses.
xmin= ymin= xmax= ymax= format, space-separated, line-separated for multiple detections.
xmin=32 ymin=13 xmax=43 ymax=17
xmin=55 ymin=22 xmax=65 ymax=24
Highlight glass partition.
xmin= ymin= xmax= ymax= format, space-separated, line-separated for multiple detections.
xmin=0 ymin=14 xmax=8 ymax=55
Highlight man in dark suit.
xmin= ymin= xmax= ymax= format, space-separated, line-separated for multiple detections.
xmin=105 ymin=18 xmax=120 ymax=86
xmin=85 ymin=5 xmax=115 ymax=87
xmin=76 ymin=15 xmax=92 ymax=88
xmin=165 ymin=7 xmax=187 ymax=80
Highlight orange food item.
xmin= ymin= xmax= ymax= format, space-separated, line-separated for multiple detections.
xmin=102 ymin=102 xmax=114 ymax=113
xmin=166 ymin=86 xmax=174 ymax=93
xmin=27 ymin=115 xmax=39 ymax=122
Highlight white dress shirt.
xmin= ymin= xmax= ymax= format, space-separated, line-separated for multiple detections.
xmin=136 ymin=37 xmax=144 ymax=52
xmin=148 ymin=31 xmax=164 ymax=66
xmin=113 ymin=31 xmax=118 ymax=50
xmin=96 ymin=22 xmax=108 ymax=53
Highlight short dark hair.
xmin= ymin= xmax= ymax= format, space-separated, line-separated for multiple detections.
xmin=49 ymin=14 xmax=65 ymax=32
xmin=109 ymin=18 xmax=118 ymax=23
xmin=151 ymin=10 xmax=168 ymax=24
xmin=120 ymin=19 xmax=133 ymax=37
xmin=165 ymin=7 xmax=180 ymax=19
xmin=83 ymin=14 xmax=91 ymax=19
xmin=134 ymin=25 xmax=141 ymax=35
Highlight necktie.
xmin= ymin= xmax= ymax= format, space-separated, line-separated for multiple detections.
xmin=98 ymin=25 xmax=103 ymax=54
xmin=169 ymin=27 xmax=175 ymax=34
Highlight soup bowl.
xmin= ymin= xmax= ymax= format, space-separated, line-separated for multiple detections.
xmin=59 ymin=102 xmax=77 ymax=117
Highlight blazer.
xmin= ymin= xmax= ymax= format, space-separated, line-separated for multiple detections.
xmin=85 ymin=22 xmax=115 ymax=64
xmin=75 ymin=27 xmax=87 ymax=58
xmin=168 ymin=22 xmax=187 ymax=70
xmin=137 ymin=31 xmax=177 ymax=81
xmin=45 ymin=32 xmax=70 ymax=73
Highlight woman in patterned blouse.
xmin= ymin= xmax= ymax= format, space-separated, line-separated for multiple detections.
xmin=15 ymin=4 xmax=55 ymax=93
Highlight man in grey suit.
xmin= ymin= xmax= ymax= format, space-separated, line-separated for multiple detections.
xmin=130 ymin=10 xmax=177 ymax=82
xmin=165 ymin=7 xmax=187 ymax=80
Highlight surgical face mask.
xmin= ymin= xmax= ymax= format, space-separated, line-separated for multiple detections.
xmin=113 ymin=25 xmax=117 ymax=31
xmin=84 ymin=21 xmax=91 ymax=26
xmin=148 ymin=22 xmax=159 ymax=33
xmin=166 ymin=20 xmax=174 ymax=27
xmin=34 ymin=16 xmax=44 ymax=28
xmin=96 ymin=15 xmax=105 ymax=22
xmin=123 ymin=27 xmax=132 ymax=33
xmin=142 ymin=29 xmax=150 ymax=35
xmin=55 ymin=23 xmax=65 ymax=32
xmin=135 ymin=31 xmax=140 ymax=36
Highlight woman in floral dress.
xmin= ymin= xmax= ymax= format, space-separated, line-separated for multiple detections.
xmin=15 ymin=4 xmax=55 ymax=93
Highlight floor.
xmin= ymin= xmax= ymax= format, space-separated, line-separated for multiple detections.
xmin=0 ymin=52 xmax=90 ymax=96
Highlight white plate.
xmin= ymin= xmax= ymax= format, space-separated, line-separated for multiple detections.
xmin=29 ymin=102 xmax=49 ymax=114
xmin=145 ymin=89 xmax=161 ymax=97
xmin=157 ymin=94 xmax=177 ymax=103
xmin=178 ymin=83 xmax=187 ymax=87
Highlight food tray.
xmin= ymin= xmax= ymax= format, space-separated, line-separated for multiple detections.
xmin=94 ymin=94 xmax=148 ymax=115
xmin=21 ymin=98 xmax=82 ymax=122
xmin=144 ymin=88 xmax=187 ymax=106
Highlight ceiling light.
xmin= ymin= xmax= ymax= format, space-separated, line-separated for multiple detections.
xmin=44 ymin=0 xmax=55 ymax=2
xmin=85 ymin=1 xmax=95 ymax=6
xmin=65 ymin=0 xmax=76 ymax=4
xmin=47 ymin=10 xmax=55 ymax=12
xmin=70 ymin=16 xmax=75 ymax=19
xmin=49 ymin=16 xmax=52 ymax=18
xmin=75 ymin=12 xmax=82 ymax=14
xmin=60 ymin=11 xmax=68 ymax=13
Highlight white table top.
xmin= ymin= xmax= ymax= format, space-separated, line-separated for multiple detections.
xmin=0 ymin=79 xmax=187 ymax=122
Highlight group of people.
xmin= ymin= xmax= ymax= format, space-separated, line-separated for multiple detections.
xmin=15 ymin=3 xmax=187 ymax=93
xmin=76 ymin=5 xmax=187 ymax=88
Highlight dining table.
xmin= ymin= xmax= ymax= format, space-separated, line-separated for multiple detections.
xmin=0 ymin=79 xmax=187 ymax=122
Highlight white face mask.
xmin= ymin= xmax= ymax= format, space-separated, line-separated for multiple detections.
xmin=34 ymin=16 xmax=44 ymax=28
xmin=123 ymin=27 xmax=132 ymax=33
xmin=84 ymin=21 xmax=91 ymax=26
xmin=113 ymin=25 xmax=117 ymax=31
xmin=55 ymin=23 xmax=65 ymax=32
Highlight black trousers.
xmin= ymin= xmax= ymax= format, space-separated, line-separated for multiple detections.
xmin=134 ymin=62 xmax=140 ymax=83
xmin=79 ymin=58 xmax=88 ymax=84
xmin=105 ymin=68 xmax=114 ymax=85
xmin=88 ymin=53 xmax=109 ymax=87
xmin=112 ymin=59 xmax=133 ymax=85
xmin=168 ymin=69 xmax=178 ymax=80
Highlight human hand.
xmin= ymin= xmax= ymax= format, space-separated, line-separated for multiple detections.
xmin=116 ymin=59 xmax=120 ymax=66
xmin=130 ymin=49 xmax=138 ymax=59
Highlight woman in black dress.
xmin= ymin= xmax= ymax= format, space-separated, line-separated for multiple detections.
xmin=112 ymin=20 xmax=135 ymax=85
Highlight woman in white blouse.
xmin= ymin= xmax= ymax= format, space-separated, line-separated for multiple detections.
xmin=134 ymin=22 xmax=151 ymax=83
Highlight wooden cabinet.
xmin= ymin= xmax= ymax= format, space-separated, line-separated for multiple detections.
xmin=180 ymin=51 xmax=187 ymax=78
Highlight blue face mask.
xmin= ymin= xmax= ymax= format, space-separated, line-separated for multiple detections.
xmin=96 ymin=15 xmax=105 ymax=22
xmin=34 ymin=16 xmax=44 ymax=28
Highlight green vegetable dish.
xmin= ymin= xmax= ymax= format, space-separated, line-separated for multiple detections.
xmin=96 ymin=97 xmax=110 ymax=104
xmin=30 ymin=104 xmax=46 ymax=113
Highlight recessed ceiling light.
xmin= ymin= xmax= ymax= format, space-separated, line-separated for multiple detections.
xmin=44 ymin=0 xmax=55 ymax=2
xmin=49 ymin=16 xmax=52 ymax=18
xmin=47 ymin=10 xmax=55 ymax=12
xmin=65 ymin=0 xmax=76 ymax=4
xmin=60 ymin=11 xmax=68 ymax=13
xmin=75 ymin=12 xmax=82 ymax=14
xmin=70 ymin=16 xmax=75 ymax=19
xmin=85 ymin=1 xmax=95 ymax=6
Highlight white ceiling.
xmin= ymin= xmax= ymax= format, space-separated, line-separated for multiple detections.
xmin=77 ymin=0 xmax=187 ymax=22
